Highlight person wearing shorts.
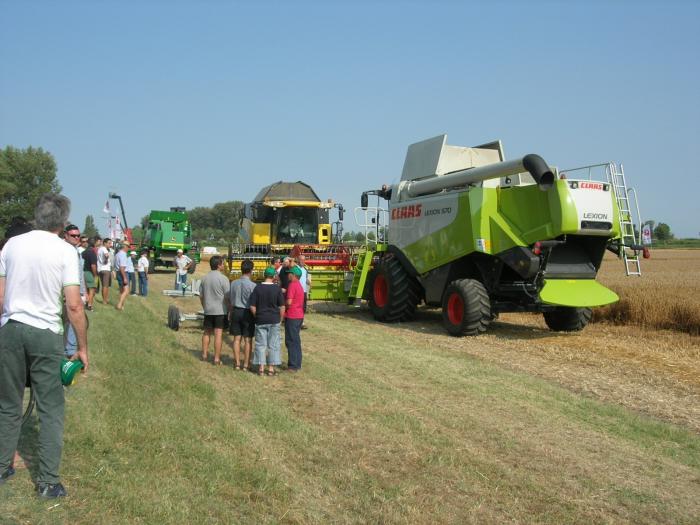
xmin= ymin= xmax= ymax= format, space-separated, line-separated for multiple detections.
xmin=229 ymin=259 xmax=256 ymax=370
xmin=199 ymin=255 xmax=230 ymax=365
xmin=97 ymin=239 xmax=113 ymax=304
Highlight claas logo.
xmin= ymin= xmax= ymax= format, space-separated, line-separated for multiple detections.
xmin=391 ymin=204 xmax=422 ymax=220
xmin=580 ymin=182 xmax=604 ymax=190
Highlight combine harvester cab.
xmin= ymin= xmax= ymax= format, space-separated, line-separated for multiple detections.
xmin=228 ymin=181 xmax=350 ymax=284
xmin=353 ymin=134 xmax=646 ymax=336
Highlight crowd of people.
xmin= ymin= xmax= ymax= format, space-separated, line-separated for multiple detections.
xmin=0 ymin=194 xmax=313 ymax=501
xmin=199 ymin=254 xmax=311 ymax=377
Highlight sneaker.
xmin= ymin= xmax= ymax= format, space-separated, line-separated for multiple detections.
xmin=0 ymin=466 xmax=15 ymax=485
xmin=36 ymin=482 xmax=67 ymax=498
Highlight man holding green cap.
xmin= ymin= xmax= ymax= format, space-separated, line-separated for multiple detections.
xmin=249 ymin=266 xmax=285 ymax=376
xmin=0 ymin=193 xmax=89 ymax=499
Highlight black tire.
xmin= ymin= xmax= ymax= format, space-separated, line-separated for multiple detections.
xmin=167 ymin=305 xmax=181 ymax=331
xmin=543 ymin=307 xmax=592 ymax=332
xmin=368 ymin=257 xmax=420 ymax=322
xmin=441 ymin=279 xmax=492 ymax=336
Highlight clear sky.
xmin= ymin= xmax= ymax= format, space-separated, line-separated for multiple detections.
xmin=1 ymin=0 xmax=699 ymax=238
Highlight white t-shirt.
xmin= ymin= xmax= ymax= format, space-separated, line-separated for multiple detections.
xmin=175 ymin=255 xmax=191 ymax=276
xmin=137 ymin=256 xmax=149 ymax=273
xmin=0 ymin=230 xmax=81 ymax=334
xmin=97 ymin=246 xmax=111 ymax=272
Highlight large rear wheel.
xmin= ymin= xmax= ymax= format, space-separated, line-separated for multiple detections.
xmin=442 ymin=279 xmax=492 ymax=336
xmin=368 ymin=258 xmax=420 ymax=322
xmin=543 ymin=307 xmax=592 ymax=332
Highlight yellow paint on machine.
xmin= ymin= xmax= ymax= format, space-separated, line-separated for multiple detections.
xmin=539 ymin=279 xmax=619 ymax=307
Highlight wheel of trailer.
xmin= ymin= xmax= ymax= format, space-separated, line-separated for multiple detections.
xmin=167 ymin=304 xmax=181 ymax=331
xmin=441 ymin=279 xmax=492 ymax=336
xmin=543 ymin=307 xmax=592 ymax=332
xmin=368 ymin=257 xmax=420 ymax=322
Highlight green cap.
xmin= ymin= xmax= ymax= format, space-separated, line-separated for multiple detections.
xmin=290 ymin=265 xmax=302 ymax=277
xmin=263 ymin=266 xmax=276 ymax=278
xmin=60 ymin=358 xmax=84 ymax=386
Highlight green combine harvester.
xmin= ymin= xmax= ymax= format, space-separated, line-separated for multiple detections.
xmin=310 ymin=134 xmax=645 ymax=336
xmin=143 ymin=208 xmax=200 ymax=270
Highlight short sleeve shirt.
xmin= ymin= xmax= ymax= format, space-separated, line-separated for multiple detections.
xmin=230 ymin=275 xmax=257 ymax=309
xmin=175 ymin=255 xmax=192 ymax=275
xmin=97 ymin=246 xmax=111 ymax=272
xmin=285 ymin=280 xmax=305 ymax=319
xmin=115 ymin=250 xmax=129 ymax=271
xmin=0 ymin=230 xmax=80 ymax=334
xmin=199 ymin=271 xmax=230 ymax=315
xmin=82 ymin=248 xmax=97 ymax=272
xmin=249 ymin=283 xmax=285 ymax=325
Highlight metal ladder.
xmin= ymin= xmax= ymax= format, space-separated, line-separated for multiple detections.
xmin=606 ymin=163 xmax=642 ymax=276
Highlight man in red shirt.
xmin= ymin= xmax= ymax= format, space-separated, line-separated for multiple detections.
xmin=284 ymin=265 xmax=305 ymax=372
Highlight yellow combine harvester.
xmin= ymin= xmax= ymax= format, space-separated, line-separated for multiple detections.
xmin=240 ymin=181 xmax=334 ymax=247
xmin=229 ymin=181 xmax=351 ymax=284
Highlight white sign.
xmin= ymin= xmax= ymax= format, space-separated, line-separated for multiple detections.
xmin=642 ymin=224 xmax=652 ymax=245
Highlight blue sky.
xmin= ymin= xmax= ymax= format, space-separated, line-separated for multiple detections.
xmin=1 ymin=0 xmax=699 ymax=238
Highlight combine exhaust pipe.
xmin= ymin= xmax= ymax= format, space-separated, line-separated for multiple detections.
xmin=406 ymin=154 xmax=555 ymax=198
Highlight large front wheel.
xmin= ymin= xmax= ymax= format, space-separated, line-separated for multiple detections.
xmin=368 ymin=258 xmax=420 ymax=322
xmin=442 ymin=279 xmax=492 ymax=336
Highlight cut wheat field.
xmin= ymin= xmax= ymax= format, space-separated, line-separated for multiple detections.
xmin=1 ymin=253 xmax=698 ymax=524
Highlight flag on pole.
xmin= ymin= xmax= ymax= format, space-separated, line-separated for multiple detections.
xmin=642 ymin=224 xmax=652 ymax=245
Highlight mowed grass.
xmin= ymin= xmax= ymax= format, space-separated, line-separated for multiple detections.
xmin=1 ymin=271 xmax=699 ymax=524
xmin=595 ymin=249 xmax=700 ymax=335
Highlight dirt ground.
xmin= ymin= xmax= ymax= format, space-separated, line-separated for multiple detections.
xmin=311 ymin=249 xmax=700 ymax=434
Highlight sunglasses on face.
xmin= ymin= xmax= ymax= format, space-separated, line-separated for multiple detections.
xmin=68 ymin=233 xmax=80 ymax=238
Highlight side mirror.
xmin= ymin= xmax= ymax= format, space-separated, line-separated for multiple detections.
xmin=360 ymin=193 xmax=368 ymax=209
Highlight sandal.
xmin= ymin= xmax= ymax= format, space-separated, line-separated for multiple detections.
xmin=213 ymin=360 xmax=222 ymax=366
xmin=257 ymin=369 xmax=265 ymax=376
xmin=267 ymin=369 xmax=277 ymax=377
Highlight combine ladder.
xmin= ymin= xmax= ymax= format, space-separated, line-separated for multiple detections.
xmin=347 ymin=249 xmax=374 ymax=305
xmin=607 ymin=163 xmax=642 ymax=276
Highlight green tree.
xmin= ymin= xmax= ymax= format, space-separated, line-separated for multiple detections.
xmin=653 ymin=222 xmax=673 ymax=241
xmin=131 ymin=225 xmax=145 ymax=244
xmin=83 ymin=214 xmax=98 ymax=237
xmin=0 ymin=146 xmax=61 ymax=231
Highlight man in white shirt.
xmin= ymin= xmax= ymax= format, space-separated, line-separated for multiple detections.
xmin=137 ymin=249 xmax=149 ymax=296
xmin=115 ymin=242 xmax=131 ymax=311
xmin=174 ymin=249 xmax=192 ymax=291
xmin=0 ymin=194 xmax=89 ymax=499
xmin=97 ymin=238 xmax=113 ymax=305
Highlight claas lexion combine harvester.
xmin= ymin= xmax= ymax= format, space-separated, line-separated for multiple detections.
xmin=227 ymin=134 xmax=646 ymax=336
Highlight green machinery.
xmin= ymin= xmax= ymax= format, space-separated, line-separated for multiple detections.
xmin=311 ymin=134 xmax=645 ymax=336
xmin=143 ymin=208 xmax=200 ymax=269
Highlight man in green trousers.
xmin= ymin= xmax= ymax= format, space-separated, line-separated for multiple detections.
xmin=0 ymin=193 xmax=89 ymax=499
